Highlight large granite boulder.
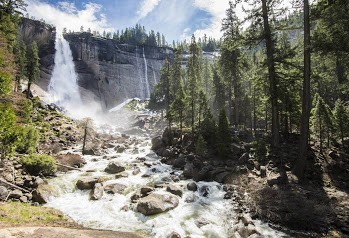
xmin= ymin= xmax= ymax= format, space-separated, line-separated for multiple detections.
xmin=104 ymin=183 xmax=127 ymax=194
xmin=90 ymin=183 xmax=104 ymax=200
xmin=76 ymin=177 xmax=99 ymax=190
xmin=137 ymin=192 xmax=179 ymax=216
xmin=32 ymin=184 xmax=57 ymax=204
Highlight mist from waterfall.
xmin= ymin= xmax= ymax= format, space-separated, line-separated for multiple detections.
xmin=142 ymin=46 xmax=150 ymax=98
xmin=48 ymin=33 xmax=82 ymax=116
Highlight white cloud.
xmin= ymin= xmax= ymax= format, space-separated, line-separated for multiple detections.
xmin=26 ymin=0 xmax=114 ymax=34
xmin=136 ymin=0 xmax=162 ymax=20
xmin=179 ymin=0 xmax=230 ymax=40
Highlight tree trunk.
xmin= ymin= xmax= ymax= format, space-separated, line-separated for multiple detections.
xmin=82 ymin=124 xmax=87 ymax=155
xmin=253 ymin=86 xmax=257 ymax=136
xmin=294 ymin=0 xmax=311 ymax=180
xmin=261 ymin=0 xmax=280 ymax=148
xmin=26 ymin=81 xmax=32 ymax=98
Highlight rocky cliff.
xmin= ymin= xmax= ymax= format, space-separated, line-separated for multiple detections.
xmin=19 ymin=18 xmax=56 ymax=91
xmin=65 ymin=33 xmax=173 ymax=109
xmin=20 ymin=19 xmax=173 ymax=109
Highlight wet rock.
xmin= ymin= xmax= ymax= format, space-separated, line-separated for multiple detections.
xmin=140 ymin=186 xmax=154 ymax=196
xmin=90 ymin=183 xmax=104 ymax=200
xmin=185 ymin=193 xmax=198 ymax=203
xmin=104 ymin=183 xmax=127 ymax=194
xmin=32 ymin=184 xmax=56 ymax=204
xmin=83 ymin=149 xmax=96 ymax=155
xmin=173 ymin=156 xmax=186 ymax=169
xmin=131 ymin=192 xmax=141 ymax=203
xmin=76 ymin=177 xmax=99 ymax=190
xmin=199 ymin=185 xmax=210 ymax=197
xmin=104 ymin=162 xmax=126 ymax=174
xmin=195 ymin=218 xmax=210 ymax=228
xmin=55 ymin=153 xmax=85 ymax=170
xmin=167 ymin=232 xmax=181 ymax=238
xmin=115 ymin=172 xmax=128 ymax=179
xmin=9 ymin=189 xmax=23 ymax=199
xmin=4 ymin=173 xmax=13 ymax=182
xmin=246 ymin=159 xmax=255 ymax=170
xmin=137 ymin=192 xmax=179 ymax=216
xmin=237 ymin=223 xmax=259 ymax=237
xmin=132 ymin=167 xmax=141 ymax=175
xmin=115 ymin=144 xmax=126 ymax=153
xmin=0 ymin=186 xmax=9 ymax=200
xmin=166 ymin=185 xmax=183 ymax=197
xmin=241 ymin=214 xmax=253 ymax=226
xmin=224 ymin=192 xmax=234 ymax=199
xmin=187 ymin=182 xmax=198 ymax=192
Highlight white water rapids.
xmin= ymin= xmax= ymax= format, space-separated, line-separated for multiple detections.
xmin=45 ymin=35 xmax=288 ymax=237
xmin=44 ymin=125 xmax=288 ymax=238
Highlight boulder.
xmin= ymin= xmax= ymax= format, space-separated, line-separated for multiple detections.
xmin=185 ymin=193 xmax=198 ymax=203
xmin=173 ymin=156 xmax=186 ymax=169
xmin=115 ymin=172 xmax=128 ymax=179
xmin=115 ymin=144 xmax=126 ymax=153
xmin=104 ymin=162 xmax=126 ymax=174
xmin=132 ymin=167 xmax=141 ymax=175
xmin=104 ymin=183 xmax=127 ymax=194
xmin=166 ymin=185 xmax=183 ymax=197
xmin=140 ymin=186 xmax=154 ymax=196
xmin=137 ymin=192 xmax=179 ymax=216
xmin=9 ymin=189 xmax=23 ymax=199
xmin=76 ymin=177 xmax=99 ymax=190
xmin=187 ymin=182 xmax=198 ymax=192
xmin=199 ymin=185 xmax=210 ymax=197
xmin=167 ymin=232 xmax=181 ymax=238
xmin=0 ymin=186 xmax=9 ymax=200
xmin=90 ymin=183 xmax=104 ymax=200
xmin=195 ymin=218 xmax=210 ymax=228
xmin=55 ymin=153 xmax=85 ymax=170
xmin=151 ymin=136 xmax=163 ymax=150
xmin=83 ymin=149 xmax=96 ymax=155
xmin=32 ymin=184 xmax=56 ymax=204
xmin=183 ymin=163 xmax=194 ymax=179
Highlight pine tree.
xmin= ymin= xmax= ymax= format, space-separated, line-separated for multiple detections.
xmin=0 ymin=103 xmax=18 ymax=165
xmin=26 ymin=41 xmax=39 ymax=98
xmin=333 ymin=99 xmax=349 ymax=147
xmin=217 ymin=109 xmax=231 ymax=159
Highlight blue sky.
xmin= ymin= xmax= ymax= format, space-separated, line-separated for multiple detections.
xmin=26 ymin=0 xmax=233 ymax=42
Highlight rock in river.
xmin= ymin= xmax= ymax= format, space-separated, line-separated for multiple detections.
xmin=137 ymin=192 xmax=179 ymax=216
xmin=104 ymin=162 xmax=126 ymax=174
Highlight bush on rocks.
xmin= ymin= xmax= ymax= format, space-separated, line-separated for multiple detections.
xmin=20 ymin=154 xmax=57 ymax=176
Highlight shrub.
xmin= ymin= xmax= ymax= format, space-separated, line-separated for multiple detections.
xmin=20 ymin=154 xmax=57 ymax=176
xmin=16 ymin=125 xmax=39 ymax=154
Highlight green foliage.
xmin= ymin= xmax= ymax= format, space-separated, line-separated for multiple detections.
xmin=16 ymin=125 xmax=39 ymax=154
xmin=251 ymin=139 xmax=268 ymax=162
xmin=0 ymin=71 xmax=12 ymax=95
xmin=217 ymin=109 xmax=231 ymax=159
xmin=26 ymin=41 xmax=39 ymax=97
xmin=311 ymin=94 xmax=333 ymax=151
xmin=333 ymin=99 xmax=349 ymax=145
xmin=195 ymin=134 xmax=207 ymax=157
xmin=20 ymin=154 xmax=57 ymax=176
xmin=0 ymin=103 xmax=19 ymax=163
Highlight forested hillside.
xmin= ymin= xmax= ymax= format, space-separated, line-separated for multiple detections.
xmin=149 ymin=0 xmax=349 ymax=235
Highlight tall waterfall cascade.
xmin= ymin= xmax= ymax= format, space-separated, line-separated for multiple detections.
xmin=48 ymin=33 xmax=82 ymax=115
xmin=142 ymin=46 xmax=150 ymax=98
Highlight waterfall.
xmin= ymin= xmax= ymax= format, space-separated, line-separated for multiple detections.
xmin=142 ymin=46 xmax=150 ymax=98
xmin=135 ymin=46 xmax=145 ymax=99
xmin=48 ymin=33 xmax=82 ymax=114
xmin=151 ymin=61 xmax=157 ymax=85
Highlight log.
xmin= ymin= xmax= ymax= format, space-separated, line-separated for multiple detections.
xmin=55 ymin=162 xmax=83 ymax=171
xmin=0 ymin=178 xmax=30 ymax=193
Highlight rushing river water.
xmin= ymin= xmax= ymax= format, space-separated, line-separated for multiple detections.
xmin=44 ymin=120 xmax=288 ymax=238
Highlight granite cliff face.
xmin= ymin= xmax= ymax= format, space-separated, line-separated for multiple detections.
xmin=20 ymin=19 xmax=173 ymax=109
xmin=64 ymin=33 xmax=173 ymax=109
xmin=19 ymin=18 xmax=56 ymax=89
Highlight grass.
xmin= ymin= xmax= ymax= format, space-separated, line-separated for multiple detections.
xmin=0 ymin=202 xmax=72 ymax=225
